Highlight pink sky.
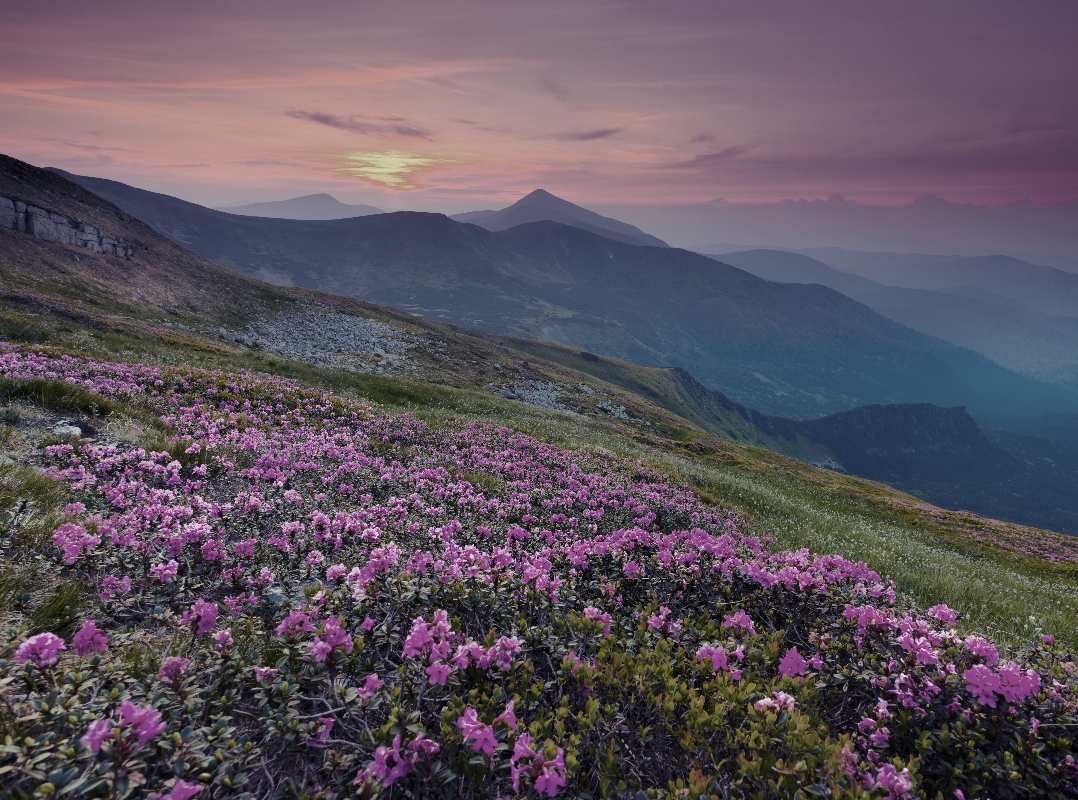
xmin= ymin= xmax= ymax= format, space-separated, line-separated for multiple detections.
xmin=2 ymin=0 xmax=1077 ymax=211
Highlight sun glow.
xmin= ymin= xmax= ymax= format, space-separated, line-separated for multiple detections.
xmin=338 ymin=150 xmax=454 ymax=189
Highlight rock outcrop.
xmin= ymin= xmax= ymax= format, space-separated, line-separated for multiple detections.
xmin=0 ymin=195 xmax=133 ymax=258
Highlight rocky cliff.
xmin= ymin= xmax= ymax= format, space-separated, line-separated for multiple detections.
xmin=0 ymin=194 xmax=133 ymax=258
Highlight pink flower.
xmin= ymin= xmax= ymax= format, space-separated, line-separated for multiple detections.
xmin=778 ymin=647 xmax=807 ymax=679
xmin=964 ymin=664 xmax=1001 ymax=707
xmin=493 ymin=700 xmax=517 ymax=729
xmin=964 ymin=636 xmax=999 ymax=667
xmin=309 ymin=617 xmax=352 ymax=661
xmin=158 ymin=657 xmax=190 ymax=684
xmin=275 ymin=610 xmax=315 ymax=639
xmin=81 ymin=718 xmax=113 ymax=754
xmin=253 ymin=666 xmax=278 ymax=682
xmin=534 ymin=746 xmax=567 ymax=797
xmin=647 ymin=606 xmax=671 ymax=632
xmin=151 ymin=780 xmax=203 ymax=800
xmin=511 ymin=733 xmax=541 ymax=792
xmin=927 ymin=604 xmax=958 ymax=626
xmin=722 ymin=609 xmax=756 ymax=636
xmin=14 ymin=632 xmax=66 ymax=668
xmin=310 ymin=717 xmax=334 ymax=745
xmin=582 ymin=606 xmax=612 ymax=636
xmin=358 ymin=673 xmax=384 ymax=699
xmin=696 ymin=643 xmax=729 ymax=673
xmin=368 ymin=734 xmax=413 ymax=786
xmin=456 ymin=707 xmax=497 ymax=756
xmin=873 ymin=764 xmax=913 ymax=799
xmin=72 ymin=620 xmax=109 ymax=657
xmin=325 ymin=563 xmax=347 ymax=582
xmin=755 ymin=691 xmax=797 ymax=714
xmin=150 ymin=560 xmax=179 ymax=583
xmin=426 ymin=661 xmax=452 ymax=686
xmin=180 ymin=599 xmax=218 ymax=635
xmin=996 ymin=662 xmax=1040 ymax=704
xmin=623 ymin=561 xmax=644 ymax=579
xmin=361 ymin=616 xmax=376 ymax=632
xmin=212 ymin=628 xmax=233 ymax=651
xmin=119 ymin=700 xmax=166 ymax=748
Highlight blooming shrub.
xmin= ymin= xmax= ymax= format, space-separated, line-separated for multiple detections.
xmin=0 ymin=345 xmax=1076 ymax=799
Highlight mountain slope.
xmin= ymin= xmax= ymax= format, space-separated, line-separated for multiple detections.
xmin=43 ymin=165 xmax=1078 ymax=422
xmin=452 ymin=188 xmax=669 ymax=248
xmin=214 ymin=193 xmax=383 ymax=220
xmin=800 ymin=247 xmax=1078 ymax=320
xmin=717 ymin=249 xmax=1078 ymax=392
xmin=5 ymin=151 xmax=1078 ymax=535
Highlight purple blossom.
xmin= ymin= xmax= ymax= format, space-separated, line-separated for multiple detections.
xmin=151 ymin=779 xmax=203 ymax=800
xmin=159 ymin=657 xmax=190 ymax=684
xmin=778 ymin=647 xmax=807 ymax=679
xmin=14 ymin=632 xmax=66 ymax=668
xmin=456 ymin=707 xmax=497 ymax=756
xmin=72 ymin=621 xmax=109 ymax=657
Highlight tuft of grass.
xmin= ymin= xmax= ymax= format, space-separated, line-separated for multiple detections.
xmin=0 ymin=378 xmax=118 ymax=418
xmin=0 ymin=566 xmax=29 ymax=612
xmin=27 ymin=581 xmax=83 ymax=637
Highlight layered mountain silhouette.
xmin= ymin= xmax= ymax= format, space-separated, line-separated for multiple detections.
xmin=716 ymin=249 xmax=1078 ymax=394
xmin=215 ymin=193 xmax=383 ymax=220
xmin=44 ymin=168 xmax=1078 ymax=423
xmin=4 ymin=152 xmax=1078 ymax=532
xmin=452 ymin=189 xmax=669 ymax=248
xmin=800 ymin=247 xmax=1078 ymax=320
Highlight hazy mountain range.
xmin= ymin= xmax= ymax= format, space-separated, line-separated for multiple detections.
xmin=716 ymin=249 xmax=1078 ymax=392
xmin=606 ymin=194 xmax=1078 ymax=273
xmin=215 ymin=193 xmax=383 ymax=220
xmin=45 ymin=167 xmax=1078 ymax=427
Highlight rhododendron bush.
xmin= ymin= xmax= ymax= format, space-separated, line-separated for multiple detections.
xmin=0 ymin=345 xmax=1076 ymax=799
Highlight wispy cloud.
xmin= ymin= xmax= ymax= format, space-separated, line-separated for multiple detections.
xmin=668 ymin=145 xmax=753 ymax=168
xmin=287 ymin=110 xmax=432 ymax=139
xmin=554 ymin=128 xmax=623 ymax=141
xmin=538 ymin=75 xmax=572 ymax=104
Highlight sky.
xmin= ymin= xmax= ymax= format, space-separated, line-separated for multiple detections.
xmin=3 ymin=0 xmax=1078 ymax=221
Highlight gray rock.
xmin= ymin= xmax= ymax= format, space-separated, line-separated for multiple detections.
xmin=14 ymin=200 xmax=26 ymax=213
xmin=0 ymin=196 xmax=14 ymax=229
xmin=51 ymin=424 xmax=83 ymax=438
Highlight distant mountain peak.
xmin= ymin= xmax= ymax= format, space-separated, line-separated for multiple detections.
xmin=214 ymin=193 xmax=382 ymax=220
xmin=452 ymin=189 xmax=669 ymax=248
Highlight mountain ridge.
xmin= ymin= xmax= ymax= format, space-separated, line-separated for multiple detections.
xmin=212 ymin=192 xmax=383 ymax=220
xmin=451 ymin=188 xmax=669 ymax=248
xmin=36 ymin=164 xmax=1078 ymax=424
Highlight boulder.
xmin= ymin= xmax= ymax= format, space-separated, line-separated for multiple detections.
xmin=0 ymin=196 xmax=14 ymax=229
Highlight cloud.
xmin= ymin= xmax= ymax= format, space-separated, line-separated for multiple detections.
xmin=554 ymin=128 xmax=623 ymax=141
xmin=689 ymin=132 xmax=715 ymax=144
xmin=286 ymin=110 xmax=432 ymax=139
xmin=669 ymin=145 xmax=753 ymax=168
xmin=539 ymin=75 xmax=572 ymax=104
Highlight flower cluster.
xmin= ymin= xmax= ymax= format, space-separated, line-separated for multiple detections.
xmin=0 ymin=346 xmax=1075 ymax=799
